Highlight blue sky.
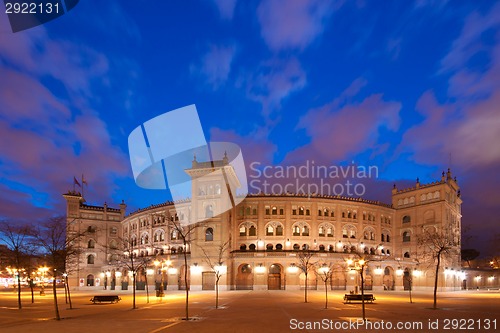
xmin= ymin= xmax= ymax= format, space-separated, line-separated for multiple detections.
xmin=0 ymin=0 xmax=499 ymax=256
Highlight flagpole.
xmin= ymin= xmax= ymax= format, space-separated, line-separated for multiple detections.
xmin=81 ymin=174 xmax=85 ymax=199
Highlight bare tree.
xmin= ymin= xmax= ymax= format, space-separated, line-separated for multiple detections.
xmin=199 ymin=238 xmax=230 ymax=309
xmin=317 ymin=262 xmax=334 ymax=309
xmin=297 ymin=251 xmax=316 ymax=303
xmin=417 ymin=225 xmax=460 ymax=309
xmin=169 ymin=219 xmax=199 ymax=320
xmin=107 ymin=233 xmax=150 ymax=309
xmin=33 ymin=217 xmax=85 ymax=319
xmin=0 ymin=221 xmax=34 ymax=309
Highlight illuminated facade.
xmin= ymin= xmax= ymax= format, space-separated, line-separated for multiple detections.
xmin=65 ymin=161 xmax=466 ymax=292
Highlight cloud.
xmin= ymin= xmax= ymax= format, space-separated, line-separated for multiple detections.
xmin=191 ymin=44 xmax=237 ymax=89
xmin=242 ymin=57 xmax=307 ymax=116
xmin=209 ymin=126 xmax=277 ymax=168
xmin=0 ymin=24 xmax=129 ymax=222
xmin=211 ymin=0 xmax=238 ymax=20
xmin=284 ymin=80 xmax=401 ymax=165
xmin=257 ymin=0 xmax=336 ymax=51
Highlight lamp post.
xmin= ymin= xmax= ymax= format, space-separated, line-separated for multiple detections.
xmin=347 ymin=258 xmax=367 ymax=322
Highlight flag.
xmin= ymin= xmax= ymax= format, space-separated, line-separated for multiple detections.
xmin=74 ymin=177 xmax=81 ymax=187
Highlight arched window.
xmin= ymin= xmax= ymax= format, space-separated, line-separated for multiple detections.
xmin=87 ymin=254 xmax=95 ymax=265
xmin=403 ymin=231 xmax=411 ymax=242
xmin=404 ymin=251 xmax=410 ymax=258
xmin=272 ymin=206 xmax=277 ymax=215
xmin=302 ymin=244 xmax=309 ymax=250
xmin=87 ymin=225 xmax=96 ymax=233
xmin=249 ymin=225 xmax=257 ymax=236
xmin=381 ymin=234 xmax=385 ymax=242
xmin=240 ymin=244 xmax=247 ymax=251
xmin=276 ymin=225 xmax=283 ymax=236
xmin=293 ymin=225 xmax=300 ymax=236
xmin=88 ymin=239 xmax=95 ymax=248
xmin=403 ymin=215 xmax=411 ymax=223
xmin=249 ymin=244 xmax=256 ymax=251
xmin=293 ymin=243 xmax=300 ymax=251
xmin=109 ymin=239 xmax=117 ymax=249
xmin=205 ymin=228 xmax=214 ymax=241
xmin=275 ymin=243 xmax=283 ymax=250
xmin=239 ymin=225 xmax=246 ymax=236
xmin=319 ymin=244 xmax=325 ymax=251
xmin=266 ymin=244 xmax=273 ymax=251
xmin=171 ymin=230 xmax=178 ymax=240
xmin=319 ymin=226 xmax=325 ymax=236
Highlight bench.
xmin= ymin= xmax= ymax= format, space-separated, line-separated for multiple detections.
xmin=90 ymin=295 xmax=121 ymax=304
xmin=344 ymin=294 xmax=375 ymax=303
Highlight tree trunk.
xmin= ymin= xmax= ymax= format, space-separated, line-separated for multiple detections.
xmin=30 ymin=279 xmax=34 ymax=303
xmin=132 ymin=273 xmax=136 ymax=309
xmin=66 ymin=276 xmax=73 ymax=309
xmin=360 ymin=270 xmax=366 ymax=322
xmin=304 ymin=272 xmax=308 ymax=303
xmin=215 ymin=276 xmax=219 ymax=309
xmin=434 ymin=253 xmax=441 ymax=309
xmin=183 ymin=246 xmax=189 ymax=320
xmin=53 ymin=273 xmax=60 ymax=320
xmin=17 ymin=273 xmax=22 ymax=309
xmin=324 ymin=280 xmax=328 ymax=309
xmin=145 ymin=273 xmax=149 ymax=303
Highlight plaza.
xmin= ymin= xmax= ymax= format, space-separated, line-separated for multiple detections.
xmin=0 ymin=288 xmax=498 ymax=332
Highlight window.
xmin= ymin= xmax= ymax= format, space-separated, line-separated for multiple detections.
xmin=249 ymin=244 xmax=256 ymax=251
xmin=279 ymin=208 xmax=284 ymax=215
xmin=299 ymin=207 xmax=304 ymax=215
xmin=240 ymin=244 xmax=247 ymax=251
xmin=305 ymin=209 xmax=310 ymax=216
xmin=249 ymin=225 xmax=256 ymax=236
xmin=404 ymin=251 xmax=410 ymax=258
xmin=381 ymin=234 xmax=385 ymax=242
xmin=293 ymin=226 xmax=300 ymax=236
xmin=302 ymin=226 xmax=309 ymax=236
xmin=205 ymin=228 xmax=214 ymax=241
xmin=272 ymin=207 xmax=277 ymax=215
xmin=87 ymin=225 xmax=96 ymax=233
xmin=403 ymin=215 xmax=411 ymax=224
xmin=110 ymin=227 xmax=117 ymax=236
xmin=276 ymin=243 xmax=283 ymax=250
xmin=266 ymin=225 xmax=274 ymax=236
xmin=342 ymin=229 xmax=348 ymax=238
xmin=265 ymin=206 xmax=270 ymax=215
xmin=318 ymin=209 xmax=322 ymax=216
xmin=87 ymin=239 xmax=95 ymax=248
xmin=319 ymin=226 xmax=325 ymax=237
xmin=171 ymin=230 xmax=178 ymax=240
xmin=276 ymin=225 xmax=283 ymax=236
xmin=239 ymin=226 xmax=246 ymax=236
xmin=266 ymin=244 xmax=273 ymax=251
xmin=326 ymin=227 xmax=333 ymax=237
xmin=403 ymin=231 xmax=411 ymax=242
xmin=87 ymin=254 xmax=95 ymax=265
xmin=293 ymin=243 xmax=300 ymax=250
xmin=319 ymin=244 xmax=325 ymax=251
xmin=109 ymin=240 xmax=117 ymax=249
xmin=252 ymin=208 xmax=257 ymax=215
xmin=246 ymin=207 xmax=251 ymax=215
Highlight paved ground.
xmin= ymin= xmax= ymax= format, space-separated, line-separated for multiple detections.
xmin=0 ymin=288 xmax=499 ymax=332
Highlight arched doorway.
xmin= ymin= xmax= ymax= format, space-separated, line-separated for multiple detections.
xmin=383 ymin=266 xmax=395 ymax=290
xmin=86 ymin=274 xmax=95 ymax=287
xmin=268 ymin=264 xmax=283 ymax=290
xmin=236 ymin=264 xmax=253 ymax=290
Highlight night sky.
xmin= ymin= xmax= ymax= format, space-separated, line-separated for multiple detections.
xmin=0 ymin=1 xmax=498 ymax=256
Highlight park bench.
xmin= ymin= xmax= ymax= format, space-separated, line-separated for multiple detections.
xmin=344 ymin=294 xmax=376 ymax=303
xmin=90 ymin=295 xmax=121 ymax=304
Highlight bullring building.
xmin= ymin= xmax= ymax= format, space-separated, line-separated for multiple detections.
xmin=64 ymin=156 xmax=463 ymax=292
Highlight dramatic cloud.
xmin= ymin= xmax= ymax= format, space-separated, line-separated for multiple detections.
xmin=0 ymin=23 xmax=129 ymax=221
xmin=285 ymin=80 xmax=401 ymax=165
xmin=191 ymin=44 xmax=237 ymax=89
xmin=257 ymin=0 xmax=336 ymax=51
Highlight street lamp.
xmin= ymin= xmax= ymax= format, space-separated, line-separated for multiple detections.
xmin=38 ymin=266 xmax=49 ymax=296
xmin=346 ymin=258 xmax=368 ymax=321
